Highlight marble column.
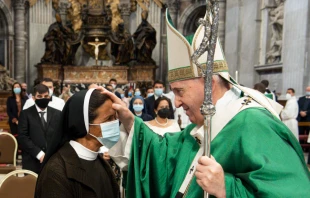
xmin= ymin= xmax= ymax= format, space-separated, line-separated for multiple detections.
xmin=13 ymin=0 xmax=26 ymax=83
xmin=119 ymin=3 xmax=131 ymax=31
xmin=218 ymin=0 xmax=226 ymax=50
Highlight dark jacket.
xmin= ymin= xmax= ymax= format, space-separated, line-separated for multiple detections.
xmin=6 ymin=96 xmax=28 ymax=123
xmin=297 ymin=96 xmax=310 ymax=121
xmin=135 ymin=112 xmax=153 ymax=121
xmin=35 ymin=143 xmax=119 ymax=198
xmin=18 ymin=105 xmax=62 ymax=173
xmin=144 ymin=95 xmax=175 ymax=119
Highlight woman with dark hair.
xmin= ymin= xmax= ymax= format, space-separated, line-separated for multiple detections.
xmin=6 ymin=82 xmax=28 ymax=135
xmin=35 ymin=89 xmax=119 ymax=198
xmin=129 ymin=96 xmax=152 ymax=121
xmin=145 ymin=96 xmax=180 ymax=136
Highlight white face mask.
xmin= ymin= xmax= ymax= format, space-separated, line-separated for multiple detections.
xmin=49 ymin=89 xmax=53 ymax=97
xmin=285 ymin=93 xmax=292 ymax=100
xmin=111 ymin=84 xmax=116 ymax=89
xmin=89 ymin=119 xmax=120 ymax=148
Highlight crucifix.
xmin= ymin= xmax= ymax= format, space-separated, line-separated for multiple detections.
xmin=88 ymin=37 xmax=106 ymax=65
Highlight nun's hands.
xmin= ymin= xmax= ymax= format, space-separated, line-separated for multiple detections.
xmin=98 ymin=87 xmax=134 ymax=133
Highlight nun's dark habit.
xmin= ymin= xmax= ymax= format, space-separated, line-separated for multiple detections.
xmin=35 ymin=89 xmax=119 ymax=198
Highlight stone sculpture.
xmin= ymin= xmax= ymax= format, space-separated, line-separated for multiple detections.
xmin=111 ymin=23 xmax=134 ymax=65
xmin=0 ymin=65 xmax=15 ymax=90
xmin=41 ymin=13 xmax=75 ymax=64
xmin=133 ymin=10 xmax=157 ymax=65
xmin=266 ymin=0 xmax=284 ymax=64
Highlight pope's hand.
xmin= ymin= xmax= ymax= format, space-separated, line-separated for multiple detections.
xmin=97 ymin=87 xmax=134 ymax=133
xmin=195 ymin=156 xmax=226 ymax=198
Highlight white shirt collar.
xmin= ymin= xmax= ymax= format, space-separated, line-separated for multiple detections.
xmin=35 ymin=104 xmax=47 ymax=113
xmin=69 ymin=140 xmax=98 ymax=161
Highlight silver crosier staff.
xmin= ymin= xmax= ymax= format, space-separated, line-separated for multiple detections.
xmin=191 ymin=1 xmax=220 ymax=197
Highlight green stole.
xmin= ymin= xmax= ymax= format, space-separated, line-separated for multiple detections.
xmin=126 ymin=108 xmax=310 ymax=198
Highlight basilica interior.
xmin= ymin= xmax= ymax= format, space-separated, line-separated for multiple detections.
xmin=0 ymin=0 xmax=309 ymax=196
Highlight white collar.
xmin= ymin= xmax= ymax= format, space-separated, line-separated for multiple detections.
xmin=288 ymin=96 xmax=296 ymax=100
xmin=69 ymin=140 xmax=98 ymax=161
xmin=190 ymin=89 xmax=239 ymax=142
xmin=35 ymin=104 xmax=47 ymax=113
xmin=215 ymin=89 xmax=239 ymax=109
xmin=135 ymin=112 xmax=142 ymax=116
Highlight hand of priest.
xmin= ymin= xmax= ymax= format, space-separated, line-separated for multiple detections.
xmin=100 ymin=87 xmax=134 ymax=132
xmin=195 ymin=156 xmax=226 ymax=198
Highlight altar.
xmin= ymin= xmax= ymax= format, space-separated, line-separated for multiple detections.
xmin=36 ymin=0 xmax=158 ymax=88
xmin=36 ymin=64 xmax=157 ymax=85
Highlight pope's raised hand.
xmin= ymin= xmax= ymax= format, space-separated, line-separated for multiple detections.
xmin=195 ymin=156 xmax=226 ymax=198
xmin=97 ymin=87 xmax=134 ymax=132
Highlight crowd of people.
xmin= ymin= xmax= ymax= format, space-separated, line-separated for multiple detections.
xmin=4 ymin=75 xmax=310 ymax=197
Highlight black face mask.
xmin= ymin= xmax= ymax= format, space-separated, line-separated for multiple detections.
xmin=35 ymin=98 xmax=50 ymax=109
xmin=157 ymin=108 xmax=170 ymax=119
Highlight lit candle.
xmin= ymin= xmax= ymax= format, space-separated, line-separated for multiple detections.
xmin=235 ymin=70 xmax=238 ymax=83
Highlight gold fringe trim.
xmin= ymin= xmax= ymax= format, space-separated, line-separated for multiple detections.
xmin=168 ymin=60 xmax=228 ymax=83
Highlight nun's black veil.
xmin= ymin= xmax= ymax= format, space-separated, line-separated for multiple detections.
xmin=43 ymin=90 xmax=89 ymax=165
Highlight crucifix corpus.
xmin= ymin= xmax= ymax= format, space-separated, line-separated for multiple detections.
xmin=88 ymin=37 xmax=106 ymax=65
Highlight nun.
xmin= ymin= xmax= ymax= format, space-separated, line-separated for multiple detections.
xmin=35 ymin=89 xmax=120 ymax=198
xmin=129 ymin=95 xmax=153 ymax=121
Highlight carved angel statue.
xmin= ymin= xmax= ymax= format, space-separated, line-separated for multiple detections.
xmin=266 ymin=0 xmax=284 ymax=63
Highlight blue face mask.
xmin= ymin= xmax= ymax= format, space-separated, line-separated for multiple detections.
xmin=13 ymin=88 xmax=21 ymax=94
xmin=133 ymin=104 xmax=144 ymax=112
xmin=147 ymin=93 xmax=154 ymax=98
xmin=135 ymin=91 xmax=141 ymax=96
xmin=154 ymin=88 xmax=163 ymax=96
xmin=121 ymin=94 xmax=125 ymax=98
xmin=89 ymin=119 xmax=120 ymax=149
xmin=306 ymin=92 xmax=310 ymax=96
xmin=128 ymin=92 xmax=132 ymax=97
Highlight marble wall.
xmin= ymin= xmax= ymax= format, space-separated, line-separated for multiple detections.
xmin=281 ymin=0 xmax=310 ymax=97
xmin=224 ymin=0 xmax=310 ymax=97
xmin=225 ymin=0 xmax=261 ymax=88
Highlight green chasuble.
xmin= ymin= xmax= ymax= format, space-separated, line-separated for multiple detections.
xmin=126 ymin=108 xmax=310 ymax=198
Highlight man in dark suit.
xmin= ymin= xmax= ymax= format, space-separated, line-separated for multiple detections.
xmin=18 ymin=84 xmax=62 ymax=173
xmin=145 ymin=80 xmax=174 ymax=119
xmin=297 ymin=86 xmax=310 ymax=131
xmin=298 ymin=86 xmax=310 ymax=166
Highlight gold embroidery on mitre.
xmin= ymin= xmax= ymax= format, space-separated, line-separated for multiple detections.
xmin=168 ymin=60 xmax=228 ymax=83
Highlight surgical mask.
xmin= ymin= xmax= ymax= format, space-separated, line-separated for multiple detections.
xmin=133 ymin=104 xmax=144 ymax=112
xmin=147 ymin=93 xmax=154 ymax=98
xmin=35 ymin=98 xmax=50 ymax=109
xmin=13 ymin=88 xmax=21 ymax=94
xmin=121 ymin=94 xmax=125 ymax=98
xmin=285 ymin=93 xmax=292 ymax=100
xmin=306 ymin=92 xmax=310 ymax=96
xmin=135 ymin=91 xmax=141 ymax=96
xmin=154 ymin=88 xmax=163 ymax=96
xmin=49 ymin=89 xmax=53 ymax=97
xmin=89 ymin=119 xmax=120 ymax=148
xmin=128 ymin=92 xmax=132 ymax=97
xmin=157 ymin=108 xmax=170 ymax=119
xmin=111 ymin=84 xmax=116 ymax=89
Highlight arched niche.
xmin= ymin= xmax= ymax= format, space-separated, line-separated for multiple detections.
xmin=0 ymin=1 xmax=14 ymax=69
xmin=178 ymin=2 xmax=206 ymax=36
